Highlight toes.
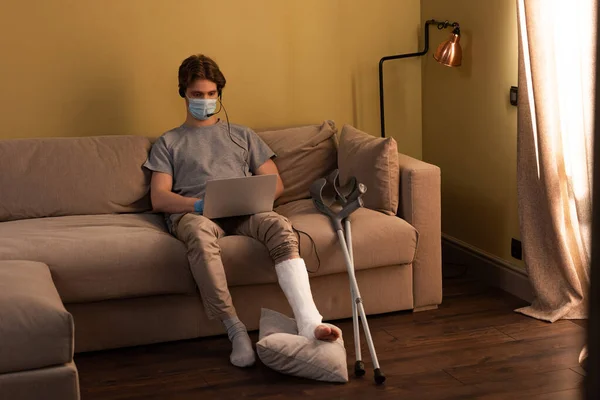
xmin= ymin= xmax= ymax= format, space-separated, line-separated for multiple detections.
xmin=314 ymin=324 xmax=343 ymax=341
xmin=314 ymin=325 xmax=332 ymax=340
xmin=325 ymin=326 xmax=342 ymax=341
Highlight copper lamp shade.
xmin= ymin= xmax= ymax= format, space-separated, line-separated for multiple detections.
xmin=434 ymin=31 xmax=462 ymax=67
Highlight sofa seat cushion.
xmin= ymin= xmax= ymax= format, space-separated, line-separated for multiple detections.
xmin=220 ymin=199 xmax=418 ymax=287
xmin=0 ymin=261 xmax=73 ymax=374
xmin=0 ymin=214 xmax=195 ymax=303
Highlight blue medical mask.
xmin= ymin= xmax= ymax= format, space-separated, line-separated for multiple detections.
xmin=188 ymin=98 xmax=218 ymax=120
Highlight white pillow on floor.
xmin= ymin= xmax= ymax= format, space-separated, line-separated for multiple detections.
xmin=256 ymin=308 xmax=348 ymax=383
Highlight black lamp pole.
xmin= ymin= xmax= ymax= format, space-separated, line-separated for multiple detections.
xmin=379 ymin=19 xmax=458 ymax=138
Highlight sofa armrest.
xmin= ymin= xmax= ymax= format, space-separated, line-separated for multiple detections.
xmin=396 ymin=153 xmax=442 ymax=309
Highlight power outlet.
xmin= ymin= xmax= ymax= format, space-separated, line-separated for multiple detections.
xmin=511 ymin=238 xmax=522 ymax=260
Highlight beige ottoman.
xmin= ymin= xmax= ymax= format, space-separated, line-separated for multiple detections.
xmin=0 ymin=261 xmax=80 ymax=400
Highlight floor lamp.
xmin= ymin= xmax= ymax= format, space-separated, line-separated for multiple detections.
xmin=379 ymin=19 xmax=463 ymax=138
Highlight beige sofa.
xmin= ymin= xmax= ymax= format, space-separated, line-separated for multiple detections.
xmin=0 ymin=121 xmax=441 ymax=398
xmin=0 ymin=261 xmax=80 ymax=400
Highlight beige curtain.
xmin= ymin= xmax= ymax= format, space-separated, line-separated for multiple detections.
xmin=516 ymin=0 xmax=596 ymax=322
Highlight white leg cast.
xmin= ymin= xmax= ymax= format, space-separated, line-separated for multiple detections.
xmin=275 ymin=258 xmax=323 ymax=339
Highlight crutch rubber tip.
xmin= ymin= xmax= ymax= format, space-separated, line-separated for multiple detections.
xmin=374 ymin=368 xmax=386 ymax=384
xmin=354 ymin=361 xmax=366 ymax=377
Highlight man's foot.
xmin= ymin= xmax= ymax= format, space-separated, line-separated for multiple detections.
xmin=223 ymin=317 xmax=256 ymax=367
xmin=314 ymin=324 xmax=342 ymax=341
xmin=230 ymin=331 xmax=255 ymax=367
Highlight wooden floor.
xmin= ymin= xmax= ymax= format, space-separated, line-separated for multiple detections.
xmin=75 ymin=276 xmax=587 ymax=400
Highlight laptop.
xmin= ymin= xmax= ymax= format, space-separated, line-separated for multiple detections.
xmin=202 ymin=174 xmax=278 ymax=219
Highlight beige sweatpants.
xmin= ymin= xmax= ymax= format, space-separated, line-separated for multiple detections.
xmin=174 ymin=211 xmax=300 ymax=320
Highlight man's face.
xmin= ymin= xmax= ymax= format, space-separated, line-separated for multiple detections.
xmin=185 ymin=79 xmax=219 ymax=100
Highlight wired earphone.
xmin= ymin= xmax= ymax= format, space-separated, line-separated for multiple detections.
xmin=215 ymin=96 xmax=249 ymax=176
xmin=209 ymin=94 xmax=247 ymax=157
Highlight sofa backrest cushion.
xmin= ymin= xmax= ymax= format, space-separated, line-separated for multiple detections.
xmin=0 ymin=135 xmax=152 ymax=222
xmin=337 ymin=124 xmax=400 ymax=215
xmin=257 ymin=120 xmax=338 ymax=207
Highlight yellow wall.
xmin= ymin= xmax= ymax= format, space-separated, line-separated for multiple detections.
xmin=0 ymin=0 xmax=422 ymax=158
xmin=421 ymin=0 xmax=523 ymax=267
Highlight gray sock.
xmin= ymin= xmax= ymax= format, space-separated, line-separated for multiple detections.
xmin=223 ymin=317 xmax=255 ymax=367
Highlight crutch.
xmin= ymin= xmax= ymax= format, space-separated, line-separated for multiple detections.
xmin=322 ymin=171 xmax=365 ymax=378
xmin=310 ymin=172 xmax=386 ymax=385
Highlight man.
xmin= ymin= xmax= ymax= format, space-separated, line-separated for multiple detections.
xmin=143 ymin=54 xmax=341 ymax=367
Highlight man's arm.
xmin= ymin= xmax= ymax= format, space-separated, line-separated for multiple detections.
xmin=150 ymin=172 xmax=199 ymax=213
xmin=255 ymin=159 xmax=284 ymax=200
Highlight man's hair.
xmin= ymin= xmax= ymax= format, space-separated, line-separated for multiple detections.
xmin=178 ymin=54 xmax=226 ymax=98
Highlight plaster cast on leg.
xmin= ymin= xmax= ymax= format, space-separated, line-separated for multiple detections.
xmin=275 ymin=258 xmax=323 ymax=339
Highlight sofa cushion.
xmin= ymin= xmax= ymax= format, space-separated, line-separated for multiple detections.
xmin=0 ymin=214 xmax=195 ymax=303
xmin=0 ymin=362 xmax=80 ymax=400
xmin=0 ymin=261 xmax=73 ymax=374
xmin=0 ymin=135 xmax=152 ymax=222
xmin=337 ymin=124 xmax=400 ymax=215
xmin=220 ymin=199 xmax=418 ymax=287
xmin=257 ymin=121 xmax=338 ymax=207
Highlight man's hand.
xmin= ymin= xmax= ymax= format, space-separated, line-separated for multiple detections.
xmin=255 ymin=159 xmax=284 ymax=200
xmin=150 ymin=172 xmax=199 ymax=213
xmin=194 ymin=199 xmax=204 ymax=214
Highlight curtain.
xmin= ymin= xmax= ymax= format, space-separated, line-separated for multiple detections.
xmin=516 ymin=0 xmax=596 ymax=322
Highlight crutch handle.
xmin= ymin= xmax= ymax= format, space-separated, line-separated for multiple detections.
xmin=309 ymin=178 xmax=336 ymax=218
xmin=345 ymin=182 xmax=367 ymax=203
xmin=326 ymin=169 xmax=366 ymax=206
xmin=337 ymin=198 xmax=363 ymax=221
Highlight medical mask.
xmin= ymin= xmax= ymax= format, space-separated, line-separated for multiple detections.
xmin=188 ymin=98 xmax=218 ymax=120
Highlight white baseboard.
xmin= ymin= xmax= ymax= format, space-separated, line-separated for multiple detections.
xmin=442 ymin=234 xmax=534 ymax=303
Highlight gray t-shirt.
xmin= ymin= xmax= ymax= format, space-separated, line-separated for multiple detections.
xmin=143 ymin=120 xmax=275 ymax=231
